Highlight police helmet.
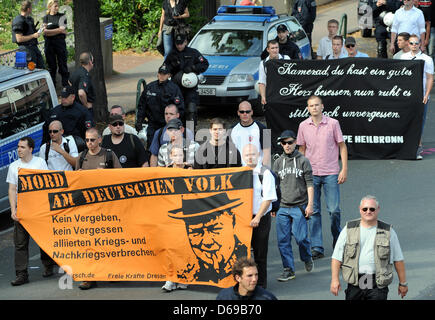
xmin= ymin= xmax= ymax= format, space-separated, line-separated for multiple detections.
xmin=181 ymin=72 xmax=198 ymax=88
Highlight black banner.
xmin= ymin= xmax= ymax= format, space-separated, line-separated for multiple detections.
xmin=264 ymin=58 xmax=424 ymax=159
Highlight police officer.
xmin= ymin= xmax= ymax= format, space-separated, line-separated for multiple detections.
xmin=260 ymin=24 xmax=302 ymax=60
xmin=43 ymin=0 xmax=69 ymax=88
xmin=11 ymin=0 xmax=45 ymax=68
xmin=69 ymin=52 xmax=96 ymax=115
xmin=43 ymin=85 xmax=94 ymax=143
xmin=164 ymin=33 xmax=209 ymax=127
xmin=370 ymin=0 xmax=401 ymax=58
xmin=292 ymin=0 xmax=317 ymax=59
xmin=136 ymin=63 xmax=185 ymax=149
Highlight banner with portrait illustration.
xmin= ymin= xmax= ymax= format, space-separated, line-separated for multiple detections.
xmin=16 ymin=167 xmax=253 ymax=288
xmin=264 ymin=58 xmax=424 ymax=159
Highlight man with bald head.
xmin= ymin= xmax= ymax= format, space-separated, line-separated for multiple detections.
xmin=39 ymin=120 xmax=79 ymax=171
xmin=69 ymin=51 xmax=96 ymax=113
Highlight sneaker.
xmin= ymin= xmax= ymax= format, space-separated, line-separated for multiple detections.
xmin=176 ymin=283 xmax=188 ymax=290
xmin=305 ymin=259 xmax=314 ymax=272
xmin=11 ymin=273 xmax=29 ymax=286
xmin=416 ymin=146 xmax=423 ymax=160
xmin=78 ymin=281 xmax=97 ymax=290
xmin=311 ymin=250 xmax=324 ymax=260
xmin=162 ymin=281 xmax=177 ymax=292
xmin=277 ymin=268 xmax=295 ymax=282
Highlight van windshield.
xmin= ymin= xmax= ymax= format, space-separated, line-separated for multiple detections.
xmin=190 ymin=29 xmax=263 ymax=56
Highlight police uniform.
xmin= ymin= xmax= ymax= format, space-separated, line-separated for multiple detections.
xmin=69 ymin=65 xmax=96 ymax=113
xmin=136 ymin=64 xmax=185 ymax=148
xmin=11 ymin=14 xmax=45 ymax=68
xmin=164 ymin=33 xmax=209 ymax=125
xmin=292 ymin=0 xmax=317 ymax=58
xmin=43 ymin=86 xmax=94 ymax=143
xmin=43 ymin=12 xmax=69 ymax=87
xmin=370 ymin=0 xmax=401 ymax=58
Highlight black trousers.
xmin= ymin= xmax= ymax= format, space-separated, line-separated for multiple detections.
xmin=44 ymin=38 xmax=69 ymax=87
xmin=345 ymin=274 xmax=389 ymax=300
xmin=251 ymin=213 xmax=271 ymax=289
xmin=14 ymin=221 xmax=55 ymax=275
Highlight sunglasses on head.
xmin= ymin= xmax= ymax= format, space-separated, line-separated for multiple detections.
xmin=281 ymin=140 xmax=295 ymax=145
xmin=111 ymin=121 xmax=124 ymax=127
xmin=362 ymin=207 xmax=376 ymax=212
xmin=48 ymin=130 xmax=59 ymax=134
xmin=346 ymin=44 xmax=355 ymax=48
xmin=85 ymin=138 xmax=96 ymax=142
xmin=238 ymin=110 xmax=252 ymax=114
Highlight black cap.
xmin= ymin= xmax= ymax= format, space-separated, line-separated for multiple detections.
xmin=108 ymin=114 xmax=124 ymax=125
xmin=277 ymin=130 xmax=297 ymax=142
xmin=158 ymin=63 xmax=170 ymax=74
xmin=345 ymin=36 xmax=356 ymax=46
xmin=60 ymin=85 xmax=75 ymax=98
xmin=277 ymin=24 xmax=288 ymax=33
xmin=174 ymin=33 xmax=187 ymax=45
xmin=167 ymin=118 xmax=183 ymax=130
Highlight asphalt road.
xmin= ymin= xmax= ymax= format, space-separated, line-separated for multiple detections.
xmin=1 ymin=0 xmax=435 ymax=302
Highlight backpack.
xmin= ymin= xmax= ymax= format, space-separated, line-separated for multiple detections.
xmin=258 ymin=165 xmax=281 ymax=213
xmin=78 ymin=148 xmax=114 ymax=169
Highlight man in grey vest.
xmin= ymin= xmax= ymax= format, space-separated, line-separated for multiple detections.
xmin=330 ymin=195 xmax=408 ymax=300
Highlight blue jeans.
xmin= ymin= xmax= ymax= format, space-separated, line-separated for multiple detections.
xmin=163 ymin=31 xmax=173 ymax=58
xmin=309 ymin=175 xmax=342 ymax=254
xmin=276 ymin=205 xmax=312 ymax=271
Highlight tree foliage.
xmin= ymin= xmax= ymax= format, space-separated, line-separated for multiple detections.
xmin=100 ymin=0 xmax=208 ymax=51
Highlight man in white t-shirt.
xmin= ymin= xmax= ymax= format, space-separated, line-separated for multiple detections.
xmin=230 ymin=101 xmax=271 ymax=167
xmin=316 ymin=19 xmax=347 ymax=60
xmin=330 ymin=195 xmax=408 ymax=300
xmin=39 ymin=120 xmax=79 ymax=171
xmin=7 ymin=136 xmax=55 ymax=286
xmin=242 ymin=143 xmax=277 ymax=289
xmin=401 ymin=34 xmax=434 ymax=159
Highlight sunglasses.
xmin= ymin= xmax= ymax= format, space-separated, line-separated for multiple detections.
xmin=362 ymin=207 xmax=376 ymax=212
xmin=48 ymin=130 xmax=59 ymax=134
xmin=346 ymin=44 xmax=355 ymax=48
xmin=281 ymin=140 xmax=295 ymax=145
xmin=238 ymin=110 xmax=252 ymax=114
xmin=409 ymin=41 xmax=420 ymax=45
xmin=85 ymin=138 xmax=96 ymax=142
xmin=111 ymin=121 xmax=124 ymax=127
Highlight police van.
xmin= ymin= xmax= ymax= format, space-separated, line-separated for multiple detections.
xmin=188 ymin=5 xmax=311 ymax=114
xmin=0 ymin=58 xmax=58 ymax=215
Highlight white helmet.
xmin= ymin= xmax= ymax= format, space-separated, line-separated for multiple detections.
xmin=137 ymin=123 xmax=148 ymax=146
xmin=383 ymin=12 xmax=394 ymax=27
xmin=181 ymin=72 xmax=198 ymax=88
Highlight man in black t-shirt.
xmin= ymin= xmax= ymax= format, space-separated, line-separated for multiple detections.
xmin=11 ymin=1 xmax=45 ymax=68
xmin=102 ymin=114 xmax=149 ymax=168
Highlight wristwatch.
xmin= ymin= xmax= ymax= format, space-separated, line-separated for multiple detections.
xmin=399 ymin=282 xmax=408 ymax=287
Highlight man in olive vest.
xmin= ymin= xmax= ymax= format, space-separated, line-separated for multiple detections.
xmin=330 ymin=195 xmax=408 ymax=300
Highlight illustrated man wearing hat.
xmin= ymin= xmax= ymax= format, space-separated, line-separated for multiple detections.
xmin=169 ymin=193 xmax=248 ymax=284
xmin=343 ymin=36 xmax=369 ymax=58
xmin=260 ymin=23 xmax=302 ymax=60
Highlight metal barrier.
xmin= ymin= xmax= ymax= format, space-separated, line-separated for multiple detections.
xmin=339 ymin=13 xmax=347 ymax=37
xmin=0 ymin=31 xmax=75 ymax=67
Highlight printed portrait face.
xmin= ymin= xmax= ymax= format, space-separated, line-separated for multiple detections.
xmin=185 ymin=210 xmax=236 ymax=270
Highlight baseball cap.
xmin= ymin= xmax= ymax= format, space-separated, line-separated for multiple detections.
xmin=158 ymin=63 xmax=170 ymax=74
xmin=277 ymin=24 xmax=288 ymax=33
xmin=174 ymin=33 xmax=187 ymax=45
xmin=109 ymin=114 xmax=124 ymax=125
xmin=277 ymin=130 xmax=297 ymax=142
xmin=345 ymin=36 xmax=356 ymax=46
xmin=167 ymin=118 xmax=183 ymax=130
xmin=60 ymin=85 xmax=75 ymax=98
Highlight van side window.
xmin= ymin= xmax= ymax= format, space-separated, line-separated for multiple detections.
xmin=0 ymin=78 xmax=52 ymax=139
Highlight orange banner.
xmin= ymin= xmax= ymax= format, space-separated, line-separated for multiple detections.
xmin=17 ymin=167 xmax=253 ymax=288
